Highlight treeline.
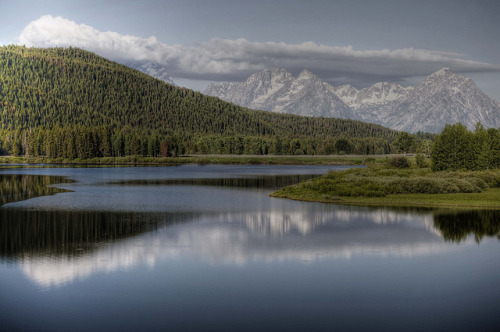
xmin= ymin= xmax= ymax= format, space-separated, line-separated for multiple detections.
xmin=432 ymin=123 xmax=500 ymax=171
xmin=0 ymin=125 xmax=395 ymax=158
xmin=0 ymin=45 xmax=400 ymax=157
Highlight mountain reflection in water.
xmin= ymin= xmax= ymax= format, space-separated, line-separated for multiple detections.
xmin=2 ymin=205 xmax=499 ymax=288
xmin=1 ymin=166 xmax=499 ymax=331
xmin=1 ymin=167 xmax=499 ymax=289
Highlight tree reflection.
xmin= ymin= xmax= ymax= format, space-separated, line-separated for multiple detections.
xmin=0 ymin=174 xmax=73 ymax=206
xmin=110 ymin=174 xmax=321 ymax=190
xmin=433 ymin=210 xmax=500 ymax=243
xmin=0 ymin=209 xmax=171 ymax=260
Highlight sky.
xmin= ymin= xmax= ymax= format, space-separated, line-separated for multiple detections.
xmin=1 ymin=0 xmax=500 ymax=99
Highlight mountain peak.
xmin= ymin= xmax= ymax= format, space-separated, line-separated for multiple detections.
xmin=263 ymin=67 xmax=288 ymax=75
xmin=204 ymin=67 xmax=500 ymax=134
xmin=248 ymin=67 xmax=291 ymax=82
xmin=297 ymin=69 xmax=317 ymax=80
xmin=204 ymin=67 xmax=353 ymax=118
xmin=429 ymin=67 xmax=453 ymax=78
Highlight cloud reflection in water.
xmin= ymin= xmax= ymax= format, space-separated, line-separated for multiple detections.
xmin=7 ymin=206 xmax=466 ymax=288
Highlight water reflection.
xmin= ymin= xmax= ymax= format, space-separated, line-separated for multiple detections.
xmin=1 ymin=167 xmax=499 ymax=289
xmin=109 ymin=174 xmax=322 ymax=190
xmin=0 ymin=208 xmax=193 ymax=287
xmin=433 ymin=209 xmax=500 ymax=243
xmin=3 ymin=204 xmax=498 ymax=287
xmin=0 ymin=174 xmax=72 ymax=206
xmin=0 ymin=209 xmax=175 ymax=260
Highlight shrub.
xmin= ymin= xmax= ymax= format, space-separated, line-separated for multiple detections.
xmin=415 ymin=152 xmax=429 ymax=168
xmin=453 ymin=179 xmax=482 ymax=193
xmin=388 ymin=156 xmax=410 ymax=168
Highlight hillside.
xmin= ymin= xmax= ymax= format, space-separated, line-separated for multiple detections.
xmin=0 ymin=46 xmax=399 ymax=157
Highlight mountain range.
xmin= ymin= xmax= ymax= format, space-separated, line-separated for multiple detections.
xmin=205 ymin=68 xmax=500 ymax=133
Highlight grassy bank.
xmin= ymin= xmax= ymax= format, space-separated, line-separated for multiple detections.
xmin=271 ymin=166 xmax=500 ymax=209
xmin=0 ymin=154 xmax=389 ymax=166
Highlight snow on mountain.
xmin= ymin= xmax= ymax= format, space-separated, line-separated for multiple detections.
xmin=204 ymin=82 xmax=237 ymax=100
xmin=205 ymin=67 xmax=500 ymax=133
xmin=206 ymin=68 xmax=293 ymax=109
xmin=331 ymin=82 xmax=411 ymax=109
xmin=204 ymin=68 xmax=354 ymax=119
xmin=127 ymin=61 xmax=175 ymax=85
xmin=329 ymin=84 xmax=359 ymax=106
xmin=379 ymin=68 xmax=500 ymax=133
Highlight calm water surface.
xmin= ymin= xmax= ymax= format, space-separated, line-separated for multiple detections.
xmin=0 ymin=165 xmax=499 ymax=331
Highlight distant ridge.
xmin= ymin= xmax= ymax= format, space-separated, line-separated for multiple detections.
xmin=205 ymin=68 xmax=353 ymax=120
xmin=205 ymin=67 xmax=500 ymax=133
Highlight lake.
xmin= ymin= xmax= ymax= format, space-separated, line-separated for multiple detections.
xmin=1 ymin=165 xmax=499 ymax=331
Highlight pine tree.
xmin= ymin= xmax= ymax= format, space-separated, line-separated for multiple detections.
xmin=432 ymin=123 xmax=475 ymax=171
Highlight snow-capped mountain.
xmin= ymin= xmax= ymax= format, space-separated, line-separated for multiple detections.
xmin=128 ymin=61 xmax=175 ymax=85
xmin=330 ymin=82 xmax=412 ymax=109
xmin=205 ymin=67 xmax=500 ymax=133
xmin=377 ymin=68 xmax=500 ymax=133
xmin=205 ymin=68 xmax=354 ymax=119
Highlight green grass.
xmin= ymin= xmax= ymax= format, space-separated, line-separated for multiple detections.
xmin=0 ymin=154 xmax=388 ymax=166
xmin=271 ymin=166 xmax=500 ymax=209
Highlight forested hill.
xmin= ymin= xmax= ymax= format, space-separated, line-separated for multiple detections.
xmin=0 ymin=45 xmax=399 ymax=157
xmin=0 ymin=45 xmax=396 ymax=136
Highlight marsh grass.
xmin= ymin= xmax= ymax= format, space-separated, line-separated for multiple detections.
xmin=0 ymin=154 xmax=385 ymax=166
xmin=271 ymin=166 xmax=500 ymax=208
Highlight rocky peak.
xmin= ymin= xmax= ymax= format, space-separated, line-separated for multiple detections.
xmin=203 ymin=68 xmax=354 ymax=119
xmin=296 ymin=69 xmax=318 ymax=81
xmin=429 ymin=67 xmax=452 ymax=77
xmin=203 ymin=67 xmax=500 ymax=134
xmin=248 ymin=68 xmax=291 ymax=82
xmin=422 ymin=67 xmax=466 ymax=86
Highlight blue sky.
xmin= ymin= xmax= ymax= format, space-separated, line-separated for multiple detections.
xmin=1 ymin=0 xmax=500 ymax=99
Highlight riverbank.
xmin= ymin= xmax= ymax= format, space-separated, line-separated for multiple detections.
xmin=0 ymin=154 xmax=387 ymax=166
xmin=271 ymin=167 xmax=500 ymax=209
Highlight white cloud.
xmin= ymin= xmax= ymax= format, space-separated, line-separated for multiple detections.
xmin=17 ymin=15 xmax=500 ymax=86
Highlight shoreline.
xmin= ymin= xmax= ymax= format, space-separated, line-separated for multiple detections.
xmin=4 ymin=155 xmax=498 ymax=210
xmin=0 ymin=154 xmax=390 ymax=167
xmin=270 ymin=188 xmax=500 ymax=210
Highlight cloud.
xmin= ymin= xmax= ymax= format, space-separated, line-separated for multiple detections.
xmin=17 ymin=15 xmax=500 ymax=87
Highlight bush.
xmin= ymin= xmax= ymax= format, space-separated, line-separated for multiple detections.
xmin=453 ymin=179 xmax=481 ymax=193
xmin=388 ymin=156 xmax=411 ymax=168
xmin=278 ymin=167 xmax=500 ymax=201
xmin=415 ymin=152 xmax=429 ymax=168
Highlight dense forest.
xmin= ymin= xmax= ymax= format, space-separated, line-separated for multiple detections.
xmin=0 ymin=45 xmax=401 ymax=157
xmin=432 ymin=123 xmax=500 ymax=171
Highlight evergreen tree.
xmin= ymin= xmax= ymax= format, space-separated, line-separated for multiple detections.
xmin=393 ymin=131 xmax=416 ymax=155
xmin=335 ymin=138 xmax=352 ymax=154
xmin=432 ymin=123 xmax=475 ymax=171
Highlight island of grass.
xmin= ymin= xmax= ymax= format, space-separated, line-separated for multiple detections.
xmin=270 ymin=164 xmax=500 ymax=209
